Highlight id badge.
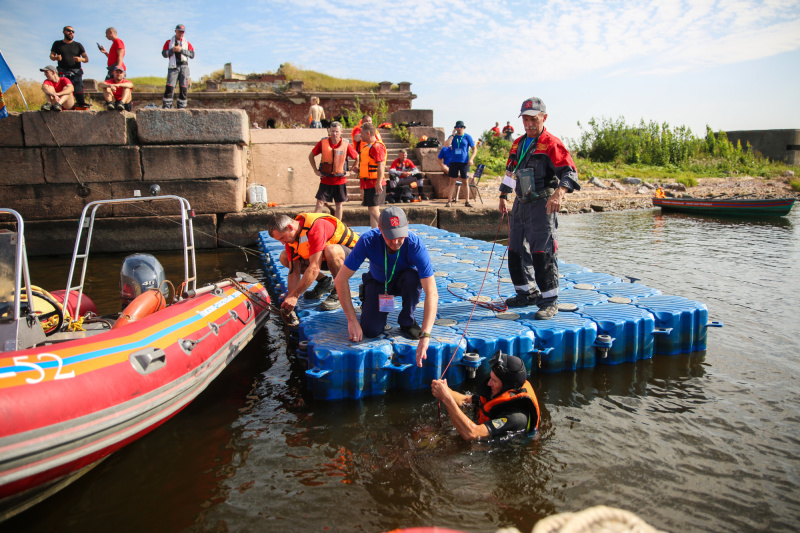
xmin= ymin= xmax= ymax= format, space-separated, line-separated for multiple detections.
xmin=378 ymin=294 xmax=395 ymax=312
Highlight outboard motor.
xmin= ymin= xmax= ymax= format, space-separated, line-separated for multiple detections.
xmin=120 ymin=254 xmax=169 ymax=307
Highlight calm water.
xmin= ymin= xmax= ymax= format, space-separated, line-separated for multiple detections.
xmin=7 ymin=207 xmax=800 ymax=533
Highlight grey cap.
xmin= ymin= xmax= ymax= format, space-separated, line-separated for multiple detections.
xmin=519 ymin=97 xmax=547 ymax=117
xmin=39 ymin=65 xmax=57 ymax=73
xmin=175 ymin=24 xmax=186 ymax=31
xmin=379 ymin=206 xmax=408 ymax=240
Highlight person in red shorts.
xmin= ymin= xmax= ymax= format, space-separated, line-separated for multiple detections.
xmin=98 ymin=66 xmax=133 ymax=111
xmin=39 ymin=65 xmax=75 ymax=111
xmin=308 ymin=121 xmax=359 ymax=220
xmin=267 ymin=213 xmax=360 ymax=312
xmin=355 ymin=122 xmax=387 ymax=228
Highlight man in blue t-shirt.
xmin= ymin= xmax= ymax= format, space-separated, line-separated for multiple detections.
xmin=334 ymin=206 xmax=438 ymax=367
xmin=443 ymin=120 xmax=477 ymax=207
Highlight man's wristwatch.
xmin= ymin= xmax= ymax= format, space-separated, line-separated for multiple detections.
xmin=499 ymin=194 xmax=508 ymax=200
xmin=420 ymin=332 xmax=432 ymax=339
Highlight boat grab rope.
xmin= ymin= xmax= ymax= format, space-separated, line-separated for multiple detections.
xmin=224 ymin=278 xmax=275 ymax=315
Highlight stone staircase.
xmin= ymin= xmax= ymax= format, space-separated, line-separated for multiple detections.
xmin=343 ymin=128 xmax=435 ymax=201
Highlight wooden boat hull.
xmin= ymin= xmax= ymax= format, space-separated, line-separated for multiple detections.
xmin=0 ymin=282 xmax=270 ymax=520
xmin=653 ymin=197 xmax=796 ymax=216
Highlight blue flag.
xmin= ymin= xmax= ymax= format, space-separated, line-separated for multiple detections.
xmin=0 ymin=50 xmax=18 ymax=93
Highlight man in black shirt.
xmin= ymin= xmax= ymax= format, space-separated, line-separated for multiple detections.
xmin=50 ymin=26 xmax=88 ymax=107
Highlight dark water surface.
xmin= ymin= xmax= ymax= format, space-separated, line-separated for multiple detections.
xmin=7 ymin=207 xmax=800 ymax=532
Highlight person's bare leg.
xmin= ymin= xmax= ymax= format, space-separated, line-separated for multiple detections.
xmin=334 ymin=202 xmax=344 ymax=220
xmin=368 ymin=205 xmax=380 ymax=228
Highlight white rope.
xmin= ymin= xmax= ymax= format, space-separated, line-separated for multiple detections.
xmin=531 ymin=505 xmax=666 ymax=533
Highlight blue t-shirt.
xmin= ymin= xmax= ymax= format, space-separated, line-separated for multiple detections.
xmin=344 ymin=228 xmax=434 ymax=283
xmin=448 ymin=134 xmax=474 ymax=164
xmin=437 ymin=146 xmax=452 ymax=166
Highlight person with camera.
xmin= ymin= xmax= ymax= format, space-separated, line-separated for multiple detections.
xmin=498 ymin=97 xmax=580 ymax=320
xmin=431 ymin=351 xmax=540 ymax=440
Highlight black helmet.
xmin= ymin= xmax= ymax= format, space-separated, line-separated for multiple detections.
xmin=490 ymin=351 xmax=527 ymax=391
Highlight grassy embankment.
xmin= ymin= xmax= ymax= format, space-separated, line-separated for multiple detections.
xmin=472 ymin=116 xmax=799 ymax=188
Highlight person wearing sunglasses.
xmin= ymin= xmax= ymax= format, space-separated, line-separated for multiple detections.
xmin=49 ymin=26 xmax=88 ymax=107
xmin=431 ymin=351 xmax=540 ymax=440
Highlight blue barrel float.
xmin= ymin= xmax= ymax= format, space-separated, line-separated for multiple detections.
xmin=258 ymin=224 xmax=722 ymax=400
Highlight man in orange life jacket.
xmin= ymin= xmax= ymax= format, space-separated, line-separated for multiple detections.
xmin=431 ymin=351 xmax=540 ymax=440
xmin=354 ymin=122 xmax=387 ymax=228
xmin=267 ymin=213 xmax=359 ymax=311
xmin=308 ymin=121 xmax=359 ymax=220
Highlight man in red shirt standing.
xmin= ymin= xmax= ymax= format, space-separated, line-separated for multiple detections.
xmin=99 ymin=27 xmax=125 ymax=80
xmin=490 ymin=122 xmax=501 ymax=137
xmin=98 ymin=66 xmax=133 ymax=111
xmin=39 ymin=65 xmax=74 ymax=111
xmin=308 ymin=121 xmax=359 ymax=221
xmin=267 ymin=213 xmax=360 ymax=312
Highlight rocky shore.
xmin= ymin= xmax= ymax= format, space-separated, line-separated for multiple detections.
xmin=472 ymin=174 xmax=799 ymax=214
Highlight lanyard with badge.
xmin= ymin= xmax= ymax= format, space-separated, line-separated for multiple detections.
xmin=502 ymin=134 xmax=539 ymax=195
xmin=379 ymin=245 xmax=399 ymax=312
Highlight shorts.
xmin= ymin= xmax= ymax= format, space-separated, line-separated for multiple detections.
xmin=315 ymin=183 xmax=348 ymax=203
xmin=310 ymin=120 xmax=323 ymax=128
xmin=448 ymin=162 xmax=470 ymax=180
xmin=362 ymin=186 xmax=386 ymax=207
xmin=297 ymin=244 xmax=352 ymax=272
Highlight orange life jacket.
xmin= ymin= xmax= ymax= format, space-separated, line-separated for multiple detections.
xmin=320 ymin=138 xmax=349 ymax=177
xmin=477 ymin=380 xmax=540 ymax=432
xmin=287 ymin=213 xmax=359 ymax=262
xmin=359 ymin=140 xmax=386 ymax=181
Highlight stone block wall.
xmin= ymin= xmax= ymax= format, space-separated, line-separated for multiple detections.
xmin=722 ymin=129 xmax=800 ymax=165
xmin=0 ymin=109 xmax=249 ymax=221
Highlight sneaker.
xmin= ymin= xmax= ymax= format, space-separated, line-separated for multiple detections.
xmin=420 ymin=194 xmax=429 ymax=200
xmin=535 ymin=303 xmax=558 ymax=320
xmin=401 ymin=198 xmax=410 ymax=203
xmin=400 ymin=322 xmax=422 ymax=340
xmin=320 ymin=291 xmax=341 ymax=311
xmin=465 ymin=201 xmax=473 ymax=207
xmin=445 ymin=201 xmax=452 ymax=207
xmin=505 ymin=293 xmax=540 ymax=307
xmin=304 ymin=275 xmax=333 ymax=300
xmin=386 ymin=196 xmax=396 ymax=204
xmin=52 ymin=103 xmax=62 ymax=112
xmin=115 ymin=101 xmax=125 ymax=111
xmin=106 ymin=101 xmax=116 ymax=111
xmin=40 ymin=103 xmax=52 ymax=111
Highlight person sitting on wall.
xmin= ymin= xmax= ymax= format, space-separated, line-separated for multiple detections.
xmin=267 ymin=213 xmax=360 ymax=312
xmin=98 ymin=66 xmax=133 ymax=111
xmin=431 ymin=351 xmax=540 ymax=440
xmin=387 ymin=149 xmax=427 ymax=203
xmin=39 ymin=65 xmax=75 ymax=111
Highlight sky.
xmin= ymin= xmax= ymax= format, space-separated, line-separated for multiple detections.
xmin=2 ymin=0 xmax=799 ymax=145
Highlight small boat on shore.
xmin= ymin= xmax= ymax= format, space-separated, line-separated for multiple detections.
xmin=0 ymin=196 xmax=271 ymax=521
xmin=652 ymin=196 xmax=796 ymax=216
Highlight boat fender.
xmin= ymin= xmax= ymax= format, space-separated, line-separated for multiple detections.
xmin=113 ymin=289 xmax=167 ymax=329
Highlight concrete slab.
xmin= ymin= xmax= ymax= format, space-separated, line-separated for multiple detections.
xmin=0 ymin=182 xmax=113 ymax=220
xmin=42 ymin=146 xmax=142 ymax=183
xmin=136 ymin=109 xmax=250 ymax=145
xmin=21 ymin=110 xmax=133 ymax=147
xmin=0 ymin=214 xmax=218 ymax=256
xmin=0 ymin=113 xmax=24 ymax=147
xmin=0 ymin=148 xmax=44 ymax=185
xmin=110 ymin=178 xmax=244 ymax=216
xmin=142 ymin=144 xmax=245 ymax=181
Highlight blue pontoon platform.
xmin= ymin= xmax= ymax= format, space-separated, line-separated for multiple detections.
xmin=258 ymin=225 xmax=722 ymax=400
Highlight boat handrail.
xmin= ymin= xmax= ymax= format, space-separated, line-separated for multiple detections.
xmin=63 ymin=195 xmax=198 ymax=322
xmin=0 ymin=209 xmax=36 ymax=321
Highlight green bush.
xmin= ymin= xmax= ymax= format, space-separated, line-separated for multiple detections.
xmin=790 ymin=178 xmax=800 ymax=192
